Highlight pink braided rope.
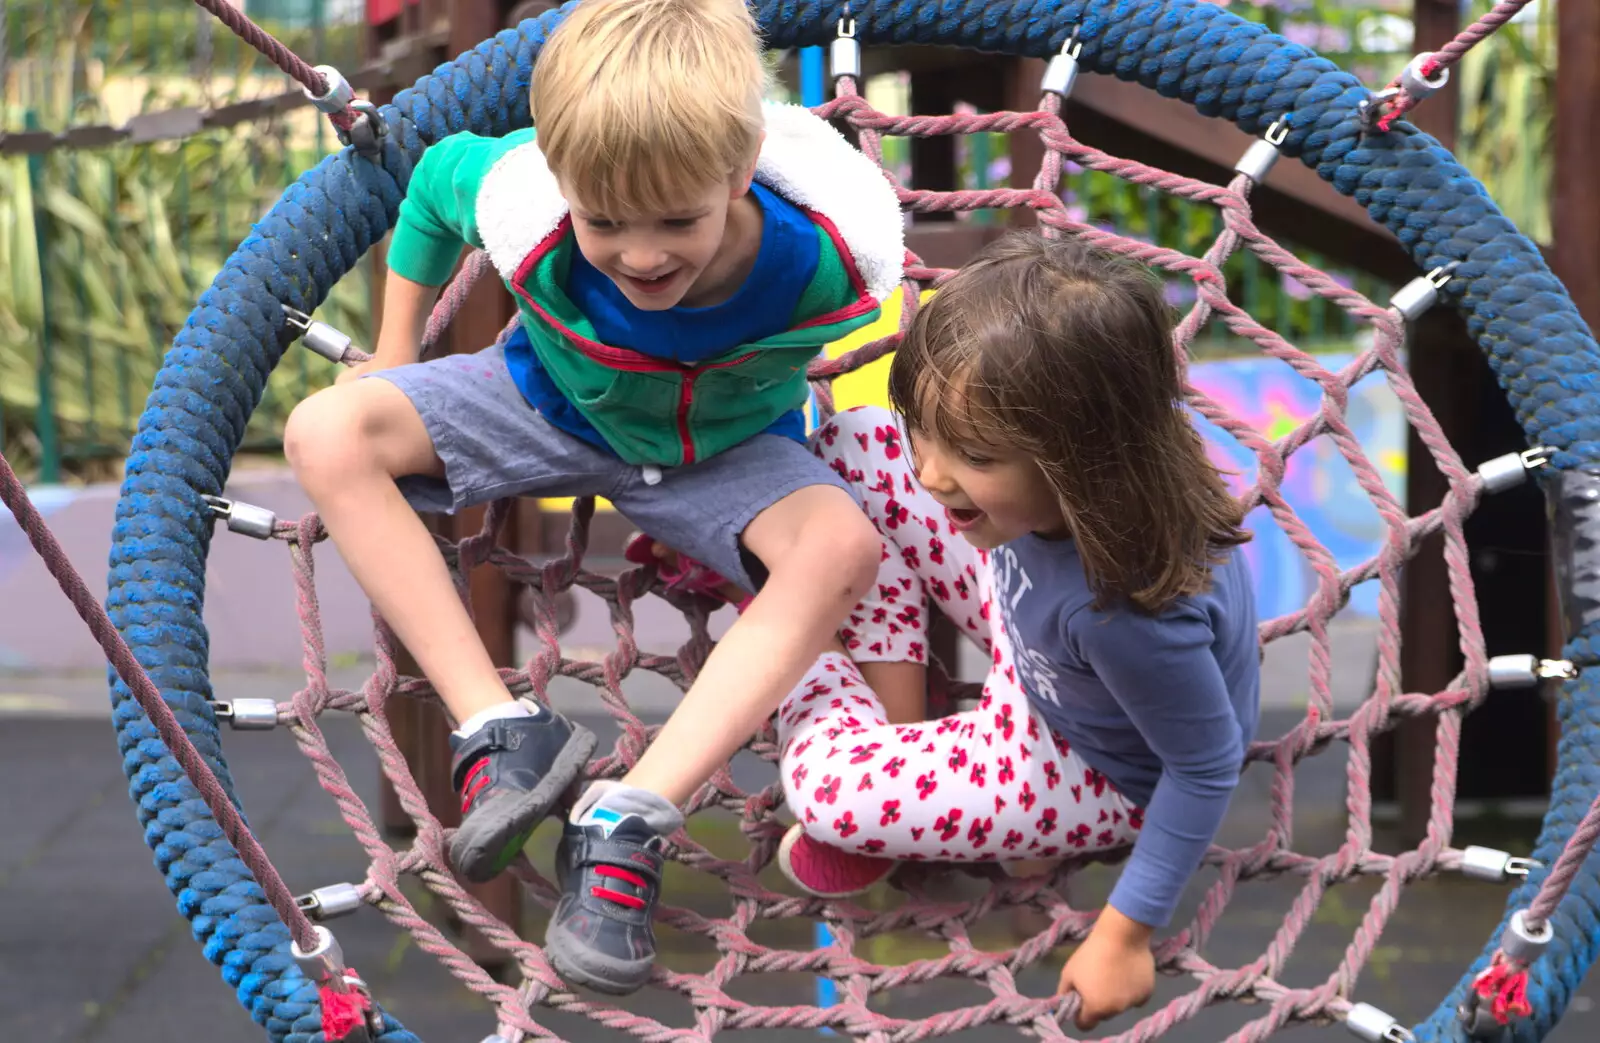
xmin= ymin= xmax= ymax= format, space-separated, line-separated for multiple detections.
xmin=188 ymin=0 xmax=357 ymax=133
xmin=1374 ymin=0 xmax=1535 ymax=132
xmin=6 ymin=59 xmax=1581 ymax=1042
xmin=263 ymin=81 xmax=1528 ymax=1041
xmin=245 ymin=76 xmax=1546 ymax=1043
xmin=0 ymin=451 xmax=321 ymax=954
xmin=422 ymin=249 xmax=496 ymax=354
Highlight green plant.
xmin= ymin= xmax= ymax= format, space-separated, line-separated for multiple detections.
xmin=2 ymin=0 xmax=369 ymax=482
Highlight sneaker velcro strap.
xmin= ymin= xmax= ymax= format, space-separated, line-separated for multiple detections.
xmin=577 ymin=837 xmax=665 ymax=882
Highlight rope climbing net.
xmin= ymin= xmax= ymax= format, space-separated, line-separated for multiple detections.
xmin=251 ymin=57 xmax=1600 ymax=1043
xmin=14 ymin=2 xmax=1596 ymax=1042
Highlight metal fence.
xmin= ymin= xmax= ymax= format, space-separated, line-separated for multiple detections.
xmin=1 ymin=0 xmax=368 ymax=484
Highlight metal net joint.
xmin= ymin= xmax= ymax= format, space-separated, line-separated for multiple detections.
xmin=830 ymin=9 xmax=860 ymax=82
xmin=1459 ymin=845 xmax=1542 ymax=883
xmin=1389 ymin=264 xmax=1456 ymax=323
xmin=1487 ymin=654 xmax=1579 ymax=690
xmin=1041 ymin=29 xmax=1083 ymax=97
xmin=297 ymin=882 xmax=365 ymax=921
xmin=282 ymin=304 xmax=356 ymax=364
xmin=209 ymin=698 xmax=281 ymax=730
xmin=1345 ymin=1002 xmax=1415 ymax=1043
xmin=1234 ymin=118 xmax=1290 ymax=184
xmin=1477 ymin=445 xmax=1554 ymax=494
xmin=202 ymin=494 xmax=278 ymax=540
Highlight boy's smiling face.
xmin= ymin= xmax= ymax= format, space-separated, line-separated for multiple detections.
xmin=560 ymin=148 xmax=762 ymax=313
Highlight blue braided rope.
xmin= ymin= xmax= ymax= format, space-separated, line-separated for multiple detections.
xmin=102 ymin=2 xmax=1599 ymax=1041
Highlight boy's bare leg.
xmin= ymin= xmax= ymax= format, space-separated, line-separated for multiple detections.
xmin=619 ymin=485 xmax=881 ymax=804
xmin=647 ymin=539 xmax=932 ymax=727
xmin=285 ymin=378 xmax=516 ymax=724
xmin=286 ymin=375 xmax=594 ymax=884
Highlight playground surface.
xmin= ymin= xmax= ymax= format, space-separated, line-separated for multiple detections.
xmin=4 ymin=629 xmax=1599 ymax=1043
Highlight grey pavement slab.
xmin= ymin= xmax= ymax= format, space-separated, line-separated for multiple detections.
xmin=2 ymin=682 xmax=1598 ymax=1041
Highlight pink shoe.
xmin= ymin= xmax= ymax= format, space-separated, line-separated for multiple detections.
xmin=777 ymin=823 xmax=897 ymax=898
xmin=624 ymin=532 xmax=753 ymax=612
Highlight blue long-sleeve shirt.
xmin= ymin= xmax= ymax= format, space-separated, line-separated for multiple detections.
xmin=990 ymin=535 xmax=1260 ymax=928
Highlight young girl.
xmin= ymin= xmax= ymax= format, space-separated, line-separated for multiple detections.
xmin=652 ymin=232 xmax=1260 ymax=1028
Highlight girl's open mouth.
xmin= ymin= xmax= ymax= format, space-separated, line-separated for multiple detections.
xmin=946 ymin=507 xmax=984 ymax=532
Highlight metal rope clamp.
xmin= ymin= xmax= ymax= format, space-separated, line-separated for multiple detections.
xmin=283 ymin=304 xmax=355 ymax=364
xmin=1459 ymin=910 xmax=1554 ymax=1037
xmin=303 ymin=64 xmax=387 ymax=156
xmin=1234 ymin=118 xmax=1289 ymax=185
xmin=830 ymin=10 xmax=860 ymax=82
xmin=1041 ymin=29 xmax=1084 ymax=98
xmin=1399 ymin=53 xmax=1450 ymax=102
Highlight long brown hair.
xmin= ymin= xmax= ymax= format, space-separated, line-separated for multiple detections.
xmin=888 ymin=232 xmax=1249 ymax=614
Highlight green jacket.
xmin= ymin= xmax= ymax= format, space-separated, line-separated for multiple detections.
xmin=387 ymin=101 xmax=906 ymax=466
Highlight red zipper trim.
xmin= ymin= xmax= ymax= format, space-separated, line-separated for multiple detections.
xmin=512 ymin=220 xmax=685 ymax=374
xmin=790 ymin=206 xmax=880 ymax=331
xmin=676 ymin=350 xmax=761 ymax=465
xmin=509 ymin=209 xmax=876 ymax=464
xmin=678 ymin=375 xmax=696 ymax=464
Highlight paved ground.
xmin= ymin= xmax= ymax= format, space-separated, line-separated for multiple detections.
xmin=3 ymin=622 xmax=1599 ymax=1042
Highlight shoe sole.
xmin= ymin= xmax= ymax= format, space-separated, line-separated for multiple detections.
xmin=449 ymin=723 xmax=598 ymax=884
xmin=544 ymin=927 xmax=652 ymax=996
xmin=776 ymin=825 xmax=894 ymax=899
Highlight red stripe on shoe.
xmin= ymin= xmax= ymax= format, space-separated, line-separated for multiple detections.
xmin=590 ymin=886 xmax=647 ymax=909
xmin=595 ymin=865 xmax=648 ymax=889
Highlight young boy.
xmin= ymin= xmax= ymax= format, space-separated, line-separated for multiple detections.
xmin=283 ymin=0 xmax=904 ymax=995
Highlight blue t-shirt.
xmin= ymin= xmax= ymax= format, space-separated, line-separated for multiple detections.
xmin=991 ymin=535 xmax=1261 ymax=929
xmin=502 ymin=181 xmax=819 ymax=454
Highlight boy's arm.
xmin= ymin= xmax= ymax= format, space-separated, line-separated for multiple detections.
xmin=341 ymin=272 xmax=442 ymax=380
xmin=350 ymin=131 xmax=528 ymax=376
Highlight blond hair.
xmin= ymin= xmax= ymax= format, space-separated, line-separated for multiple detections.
xmin=531 ymin=0 xmax=771 ymax=216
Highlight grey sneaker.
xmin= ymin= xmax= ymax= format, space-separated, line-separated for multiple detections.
xmin=447 ymin=704 xmax=596 ymax=883
xmin=544 ymin=811 xmax=667 ymax=994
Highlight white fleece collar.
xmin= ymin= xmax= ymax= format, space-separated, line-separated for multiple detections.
xmin=475 ymin=100 xmax=905 ymax=303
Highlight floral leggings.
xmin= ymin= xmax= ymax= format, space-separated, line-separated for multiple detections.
xmin=777 ymin=406 xmax=1144 ymax=862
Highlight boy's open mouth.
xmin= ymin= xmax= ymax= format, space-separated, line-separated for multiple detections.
xmin=624 ymin=271 xmax=678 ymax=295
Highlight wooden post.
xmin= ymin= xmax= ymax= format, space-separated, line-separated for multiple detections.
xmin=1384 ymin=0 xmax=1564 ymax=838
xmin=1549 ymin=0 xmax=1600 ymax=771
xmin=1386 ymin=0 xmax=1467 ymax=846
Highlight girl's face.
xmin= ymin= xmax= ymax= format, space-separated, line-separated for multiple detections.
xmin=907 ymin=424 xmax=1068 ymax=550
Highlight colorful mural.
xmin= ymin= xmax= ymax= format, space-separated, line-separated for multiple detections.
xmin=823 ymin=293 xmax=1408 ymax=623
xmin=1188 ymin=350 xmax=1407 ymax=622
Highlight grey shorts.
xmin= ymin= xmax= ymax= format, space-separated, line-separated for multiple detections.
xmin=372 ymin=344 xmax=855 ymax=592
